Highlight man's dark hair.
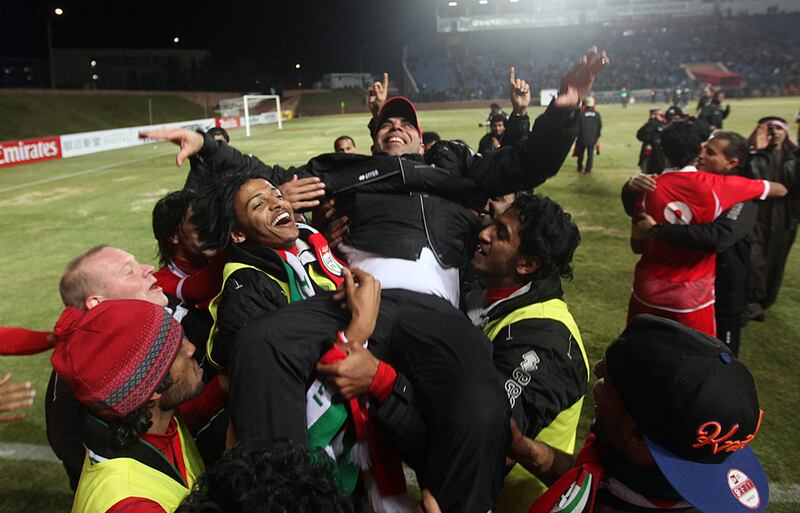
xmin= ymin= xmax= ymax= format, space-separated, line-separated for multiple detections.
xmin=489 ymin=114 xmax=506 ymax=125
xmin=333 ymin=135 xmax=355 ymax=150
xmin=709 ymin=131 xmax=749 ymax=172
xmin=422 ymin=131 xmax=441 ymax=146
xmin=207 ymin=127 xmax=230 ymax=143
xmin=660 ymin=120 xmax=703 ymax=168
xmin=152 ymin=190 xmax=195 ymax=266
xmin=108 ymin=372 xmax=175 ymax=450
xmin=176 ymin=439 xmax=352 ymax=513
xmin=514 ymin=194 xmax=580 ymax=282
xmin=191 ymin=168 xmax=273 ymax=251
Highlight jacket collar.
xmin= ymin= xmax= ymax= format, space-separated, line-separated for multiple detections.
xmin=467 ymin=275 xmax=564 ymax=327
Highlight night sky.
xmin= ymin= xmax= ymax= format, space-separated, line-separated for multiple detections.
xmin=2 ymin=0 xmax=437 ymax=85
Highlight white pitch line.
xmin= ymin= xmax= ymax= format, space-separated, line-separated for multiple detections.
xmin=0 ymin=441 xmax=796 ymax=504
xmin=0 ymin=149 xmax=178 ymax=195
xmin=0 ymin=442 xmax=58 ymax=463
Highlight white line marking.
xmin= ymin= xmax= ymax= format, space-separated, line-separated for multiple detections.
xmin=0 ymin=150 xmax=177 ymax=195
xmin=772 ymin=483 xmax=800 ymax=504
xmin=0 ymin=442 xmax=59 ymax=463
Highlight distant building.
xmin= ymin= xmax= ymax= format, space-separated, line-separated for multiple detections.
xmin=52 ymin=48 xmax=210 ymax=90
xmin=322 ymin=73 xmax=374 ymax=89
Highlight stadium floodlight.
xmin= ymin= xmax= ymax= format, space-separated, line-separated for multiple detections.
xmin=478 ymin=0 xmax=488 ymax=4
xmin=448 ymin=1 xmax=458 ymax=5
xmin=54 ymin=7 xmax=64 ymax=15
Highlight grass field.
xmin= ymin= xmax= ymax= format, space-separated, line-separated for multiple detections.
xmin=0 ymin=97 xmax=798 ymax=512
xmin=0 ymin=94 xmax=207 ymax=140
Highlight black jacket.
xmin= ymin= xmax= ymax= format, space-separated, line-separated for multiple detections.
xmin=747 ymin=146 xmax=800 ymax=229
xmin=636 ymin=118 xmax=666 ymax=174
xmin=698 ymin=101 xmax=730 ymax=129
xmin=197 ymin=103 xmax=577 ymax=269
xmin=212 ymin=240 xmax=333 ymax=367
xmin=377 ymin=276 xmax=587 ymax=448
xmin=469 ymin=276 xmax=588 ymax=439
xmin=650 ymin=201 xmax=757 ymax=314
xmin=576 ymin=109 xmax=601 ymax=147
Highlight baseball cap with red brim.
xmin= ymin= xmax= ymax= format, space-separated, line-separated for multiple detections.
xmin=374 ymin=96 xmax=422 ymax=138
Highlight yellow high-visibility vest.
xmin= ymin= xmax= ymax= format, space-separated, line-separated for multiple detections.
xmin=484 ymin=298 xmax=590 ymax=513
xmin=72 ymin=417 xmax=203 ymax=513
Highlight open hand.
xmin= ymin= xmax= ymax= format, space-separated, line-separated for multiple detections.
xmin=279 ymin=175 xmax=326 ymax=210
xmin=555 ymin=46 xmax=609 ymax=108
xmin=626 ymin=174 xmax=657 ymax=193
xmin=0 ymin=373 xmax=35 ymax=423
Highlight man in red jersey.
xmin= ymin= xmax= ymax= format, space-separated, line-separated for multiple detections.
xmin=628 ymin=120 xmax=787 ymax=335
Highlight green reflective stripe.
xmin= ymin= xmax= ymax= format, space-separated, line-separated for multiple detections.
xmin=206 ymin=263 xmax=289 ymax=368
xmin=553 ymin=471 xmax=593 ymax=513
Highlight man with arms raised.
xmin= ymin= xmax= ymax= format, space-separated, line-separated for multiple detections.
xmin=144 ymin=49 xmax=608 ymax=513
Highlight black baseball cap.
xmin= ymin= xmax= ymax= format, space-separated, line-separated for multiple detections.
xmin=374 ymin=97 xmax=422 ymax=138
xmin=606 ymin=315 xmax=768 ymax=513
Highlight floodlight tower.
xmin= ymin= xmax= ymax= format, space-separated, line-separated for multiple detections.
xmin=46 ymin=7 xmax=64 ymax=89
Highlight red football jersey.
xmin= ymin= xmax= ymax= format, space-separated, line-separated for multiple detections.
xmin=632 ymin=167 xmax=768 ymax=312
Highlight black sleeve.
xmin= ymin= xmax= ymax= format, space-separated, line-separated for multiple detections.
xmin=491 ymin=319 xmax=588 ymax=439
xmin=650 ymin=202 xmax=757 ymax=252
xmin=371 ymin=372 xmax=429 ymax=470
xmin=212 ymin=268 xmax=288 ymax=367
xmin=597 ymin=112 xmax=602 ymax=138
xmin=621 ymin=183 xmax=639 ymax=217
xmin=502 ymin=113 xmax=531 ymax=147
xmin=477 ymin=133 xmax=493 ymax=154
xmin=636 ymin=121 xmax=655 ymax=143
xmin=467 ymin=102 xmax=579 ymax=197
xmin=197 ymin=132 xmax=305 ymax=186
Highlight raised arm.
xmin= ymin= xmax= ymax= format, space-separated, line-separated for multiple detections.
xmin=468 ymin=48 xmax=609 ymax=196
xmin=140 ymin=129 xmax=301 ymax=187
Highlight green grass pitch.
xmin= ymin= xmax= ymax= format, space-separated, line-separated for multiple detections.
xmin=0 ymin=97 xmax=797 ymax=512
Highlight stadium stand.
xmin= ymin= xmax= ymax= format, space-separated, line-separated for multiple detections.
xmin=405 ymin=14 xmax=800 ymax=102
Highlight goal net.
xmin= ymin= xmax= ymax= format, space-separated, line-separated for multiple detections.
xmin=217 ymin=94 xmax=283 ymax=136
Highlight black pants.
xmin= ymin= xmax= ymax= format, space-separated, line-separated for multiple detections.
xmin=229 ymin=290 xmax=510 ymax=513
xmin=577 ymin=144 xmax=595 ymax=173
xmin=45 ymin=371 xmax=83 ymax=492
xmin=716 ymin=311 xmax=742 ymax=356
xmin=748 ymin=223 xmax=797 ymax=310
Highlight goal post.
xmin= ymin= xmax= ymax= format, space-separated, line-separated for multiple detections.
xmin=243 ymin=94 xmax=282 ymax=137
xmin=217 ymin=94 xmax=283 ymax=137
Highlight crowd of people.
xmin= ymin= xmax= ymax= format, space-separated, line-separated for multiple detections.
xmin=406 ymin=13 xmax=800 ymax=102
xmin=0 ymin=45 xmax=794 ymax=513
